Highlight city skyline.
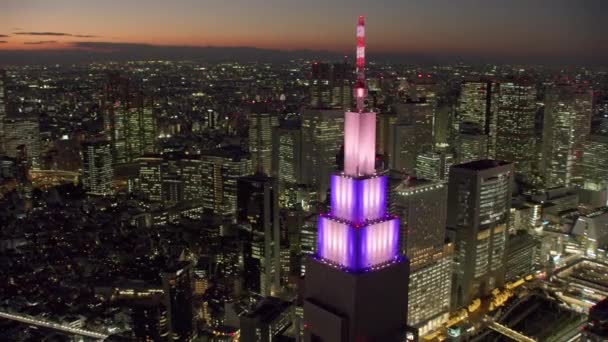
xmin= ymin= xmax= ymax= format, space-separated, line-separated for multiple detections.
xmin=1 ymin=0 xmax=607 ymax=64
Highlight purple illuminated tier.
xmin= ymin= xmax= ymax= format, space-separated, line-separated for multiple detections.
xmin=317 ymin=216 xmax=399 ymax=271
xmin=330 ymin=174 xmax=387 ymax=224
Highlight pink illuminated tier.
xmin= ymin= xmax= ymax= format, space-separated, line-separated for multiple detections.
xmin=344 ymin=111 xmax=376 ymax=176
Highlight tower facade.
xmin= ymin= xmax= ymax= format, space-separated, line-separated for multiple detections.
xmin=82 ymin=139 xmax=114 ymax=196
xmin=304 ymin=17 xmax=409 ymax=342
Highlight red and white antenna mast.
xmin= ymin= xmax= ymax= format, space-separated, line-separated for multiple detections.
xmin=354 ymin=15 xmax=367 ymax=112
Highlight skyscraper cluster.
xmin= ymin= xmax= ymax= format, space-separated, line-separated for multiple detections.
xmin=1 ymin=13 xmax=607 ymax=342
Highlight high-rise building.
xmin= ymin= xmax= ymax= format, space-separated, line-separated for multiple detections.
xmin=237 ymin=173 xmax=280 ymax=296
xmin=505 ymin=231 xmax=537 ymax=282
xmin=276 ymin=122 xmax=304 ymax=207
xmin=390 ymin=176 xmax=452 ymax=332
xmin=447 ymin=160 xmax=513 ymax=308
xmin=310 ymin=62 xmax=332 ymax=109
xmin=391 ymin=99 xmax=435 ymax=173
xmin=162 ymin=262 xmax=196 ymax=342
xmin=4 ymin=115 xmax=41 ymax=169
xmin=542 ymin=84 xmax=593 ymax=187
xmin=390 ymin=122 xmax=417 ymax=173
xmin=330 ymin=60 xmax=354 ymax=110
xmin=102 ymin=73 xmax=157 ymax=164
xmin=456 ymin=80 xmax=499 ymax=157
xmin=456 ymin=130 xmax=487 ymax=164
xmin=81 ymin=139 xmax=113 ymax=196
xmin=131 ymin=297 xmax=169 ymax=342
xmin=240 ymin=297 xmax=292 ymax=342
xmin=310 ymin=61 xmax=353 ymax=110
xmin=578 ymin=134 xmax=608 ymax=206
xmin=415 ymin=150 xmax=454 ymax=182
xmin=181 ymin=158 xmax=204 ymax=202
xmin=249 ymin=102 xmax=276 ymax=175
xmin=495 ymin=80 xmax=537 ymax=175
xmin=136 ymin=155 xmax=204 ymax=204
xmin=304 ymin=17 xmax=409 ymax=342
xmin=301 ymin=108 xmax=344 ymax=201
xmin=138 ymin=156 xmax=164 ymax=202
xmin=0 ymin=69 xmax=6 ymax=153
xmin=201 ymin=147 xmax=252 ymax=220
xmin=582 ymin=299 xmax=608 ymax=341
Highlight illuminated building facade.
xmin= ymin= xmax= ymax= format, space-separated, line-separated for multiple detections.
xmin=310 ymin=60 xmax=353 ymax=110
xmin=301 ymin=108 xmax=344 ymax=201
xmin=237 ymin=174 xmax=280 ymax=296
xmin=4 ymin=115 xmax=41 ymax=169
xmin=542 ymin=84 xmax=593 ymax=187
xmin=162 ymin=262 xmax=196 ymax=342
xmin=456 ymin=131 xmax=488 ymax=164
xmin=304 ymin=17 xmax=409 ymax=342
xmin=201 ymin=147 xmax=252 ymax=220
xmin=415 ymin=150 xmax=454 ymax=182
xmin=249 ymin=102 xmax=276 ymax=175
xmin=276 ymin=123 xmax=304 ymax=207
xmin=495 ymin=81 xmax=537 ymax=175
xmin=0 ymin=69 xmax=6 ymax=153
xmin=447 ymin=160 xmax=512 ymax=308
xmin=390 ymin=177 xmax=452 ymax=333
xmin=81 ymin=139 xmax=114 ymax=196
xmin=456 ymin=80 xmax=499 ymax=158
xmin=102 ymin=73 xmax=157 ymax=164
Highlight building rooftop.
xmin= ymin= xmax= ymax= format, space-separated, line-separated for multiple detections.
xmin=452 ymin=159 xmax=510 ymax=171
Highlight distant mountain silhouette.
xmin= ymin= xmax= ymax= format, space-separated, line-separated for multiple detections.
xmin=0 ymin=42 xmax=603 ymax=66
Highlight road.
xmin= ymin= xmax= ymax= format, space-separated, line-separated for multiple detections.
xmin=0 ymin=311 xmax=109 ymax=340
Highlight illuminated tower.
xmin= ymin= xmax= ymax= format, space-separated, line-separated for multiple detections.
xmin=304 ymin=17 xmax=409 ymax=342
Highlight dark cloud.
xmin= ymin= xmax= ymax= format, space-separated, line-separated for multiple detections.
xmin=24 ymin=41 xmax=58 ymax=45
xmin=0 ymin=34 xmax=9 ymax=38
xmin=15 ymin=32 xmax=72 ymax=36
xmin=14 ymin=32 xmax=98 ymax=38
xmin=0 ymin=41 xmax=6 ymax=44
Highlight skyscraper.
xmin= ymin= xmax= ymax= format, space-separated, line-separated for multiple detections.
xmin=276 ymin=122 xmax=304 ymax=206
xmin=447 ymin=160 xmax=513 ymax=308
xmin=102 ymin=73 xmax=157 ymax=164
xmin=304 ymin=17 xmax=409 ymax=342
xmin=578 ymin=134 xmax=608 ymax=205
xmin=456 ymin=130 xmax=488 ymax=164
xmin=0 ymin=69 xmax=6 ymax=154
xmin=389 ymin=175 xmax=452 ymax=333
xmin=4 ymin=115 xmax=41 ymax=169
xmin=542 ymin=83 xmax=593 ymax=187
xmin=456 ymin=80 xmax=499 ymax=157
xmin=495 ymin=80 xmax=537 ymax=175
xmin=249 ymin=102 xmax=276 ymax=175
xmin=301 ymin=108 xmax=344 ymax=201
xmin=237 ymin=174 xmax=280 ymax=296
xmin=81 ymin=139 xmax=114 ymax=196
xmin=415 ymin=150 xmax=454 ymax=182
xmin=138 ymin=156 xmax=164 ymax=202
xmin=162 ymin=262 xmax=196 ymax=342
xmin=131 ymin=297 xmax=170 ymax=342
xmin=201 ymin=147 xmax=252 ymax=220
xmin=310 ymin=60 xmax=353 ymax=110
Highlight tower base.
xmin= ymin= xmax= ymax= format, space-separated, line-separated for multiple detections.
xmin=304 ymin=257 xmax=409 ymax=342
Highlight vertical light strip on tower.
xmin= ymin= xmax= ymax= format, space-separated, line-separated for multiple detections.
xmin=316 ymin=16 xmax=400 ymax=271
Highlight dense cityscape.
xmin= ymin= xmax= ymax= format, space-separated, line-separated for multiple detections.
xmin=2 ymin=3 xmax=608 ymax=342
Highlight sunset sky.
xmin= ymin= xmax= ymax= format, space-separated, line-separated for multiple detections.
xmin=1 ymin=0 xmax=606 ymax=63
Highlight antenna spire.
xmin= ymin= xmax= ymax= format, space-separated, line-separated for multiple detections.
xmin=354 ymin=16 xmax=367 ymax=112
